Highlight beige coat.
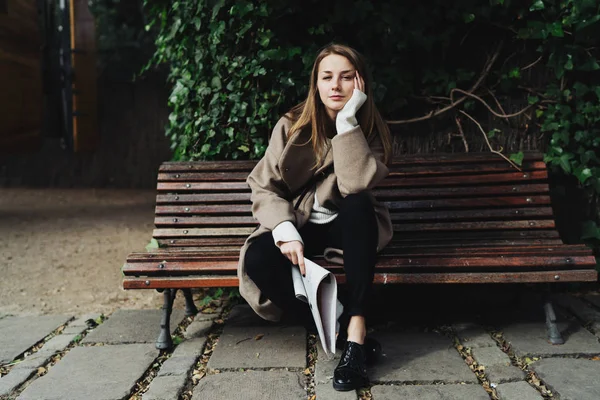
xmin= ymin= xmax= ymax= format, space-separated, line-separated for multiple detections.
xmin=237 ymin=116 xmax=393 ymax=321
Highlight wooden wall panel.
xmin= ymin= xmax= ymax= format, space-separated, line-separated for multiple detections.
xmin=0 ymin=0 xmax=42 ymax=152
xmin=70 ymin=0 xmax=98 ymax=152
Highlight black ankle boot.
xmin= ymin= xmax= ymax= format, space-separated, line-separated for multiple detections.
xmin=333 ymin=341 xmax=369 ymax=391
xmin=336 ymin=335 xmax=382 ymax=365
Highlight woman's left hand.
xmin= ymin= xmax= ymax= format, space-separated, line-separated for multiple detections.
xmin=354 ymin=71 xmax=365 ymax=93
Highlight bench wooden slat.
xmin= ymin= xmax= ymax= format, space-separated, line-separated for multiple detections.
xmin=157 ymin=182 xmax=249 ymax=191
xmin=156 ymin=152 xmax=545 ymax=172
xmin=155 ymin=216 xmax=256 ymax=227
xmin=386 ymin=196 xmax=551 ymax=210
xmin=124 ymin=255 xmax=594 ymax=271
xmin=155 ymin=229 xmax=563 ymax=248
xmin=158 ymin=171 xmax=249 ymax=182
xmin=160 ymin=160 xmax=257 ymax=172
xmin=374 ymin=184 xmax=550 ymax=199
xmin=391 ymin=230 xmax=561 ymax=240
xmin=156 ymin=206 xmax=553 ymax=222
xmin=155 ymin=171 xmax=549 ymax=192
xmin=156 ymin=193 xmax=251 ymax=204
xmin=126 ymin=244 xmax=592 ymax=261
xmin=123 ymin=269 xmax=597 ymax=289
xmin=157 ymin=163 xmax=547 ymax=183
xmin=156 ymin=237 xmax=565 ymax=249
xmin=391 ymin=208 xmax=554 ymax=222
xmin=155 ymin=204 xmax=251 ymax=214
xmin=393 ymin=220 xmax=555 ymax=231
xmin=379 ymin=170 xmax=548 ymax=187
xmin=153 ymin=184 xmax=550 ymax=205
xmin=153 ymin=227 xmax=256 ymax=238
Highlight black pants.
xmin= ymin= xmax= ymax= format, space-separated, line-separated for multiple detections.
xmin=245 ymin=192 xmax=378 ymax=322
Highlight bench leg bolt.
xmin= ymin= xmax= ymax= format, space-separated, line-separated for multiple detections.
xmin=156 ymin=289 xmax=176 ymax=350
xmin=544 ymin=301 xmax=564 ymax=345
xmin=183 ymin=289 xmax=199 ymax=316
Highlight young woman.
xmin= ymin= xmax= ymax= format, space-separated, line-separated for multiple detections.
xmin=237 ymin=43 xmax=393 ymax=391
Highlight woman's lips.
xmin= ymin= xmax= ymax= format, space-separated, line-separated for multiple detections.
xmin=330 ymin=95 xmax=344 ymax=101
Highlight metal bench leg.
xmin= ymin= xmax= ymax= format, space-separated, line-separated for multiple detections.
xmin=182 ymin=288 xmax=199 ymax=316
xmin=156 ymin=289 xmax=176 ymax=350
xmin=544 ymin=294 xmax=564 ymax=345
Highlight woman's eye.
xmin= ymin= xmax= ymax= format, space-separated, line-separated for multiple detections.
xmin=343 ymin=76 xmax=353 ymax=80
xmin=322 ymin=76 xmax=332 ymax=80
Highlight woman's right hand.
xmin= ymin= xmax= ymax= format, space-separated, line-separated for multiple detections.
xmin=280 ymin=240 xmax=306 ymax=276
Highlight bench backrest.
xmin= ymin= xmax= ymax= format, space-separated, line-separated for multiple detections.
xmin=153 ymin=152 xmax=562 ymax=252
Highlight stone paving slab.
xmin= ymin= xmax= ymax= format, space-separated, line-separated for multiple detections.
xmin=82 ymin=309 xmax=185 ymax=344
xmin=495 ymin=381 xmax=543 ymax=400
xmin=369 ymin=331 xmax=477 ymax=383
xmin=453 ymin=323 xmax=496 ymax=348
xmin=208 ymin=325 xmax=306 ymax=370
xmin=485 ymin=365 xmax=526 ymax=383
xmin=8 ymin=313 xmax=98 ymax=377
xmin=17 ymin=344 xmax=158 ymax=400
xmin=0 ymin=368 xmax=35 ymax=397
xmin=371 ymin=383 xmax=490 ymax=399
xmin=501 ymin=322 xmax=600 ymax=357
xmin=314 ymin=344 xmax=358 ymax=399
xmin=472 ymin=346 xmax=511 ymax=367
xmin=555 ymin=294 xmax=600 ymax=333
xmin=183 ymin=320 xmax=212 ymax=340
xmin=0 ymin=315 xmax=72 ymax=364
xmin=173 ymin=338 xmax=206 ymax=359
xmin=530 ymin=358 xmax=600 ymax=400
xmin=192 ymin=370 xmax=306 ymax=400
xmin=142 ymin=374 xmax=187 ymax=400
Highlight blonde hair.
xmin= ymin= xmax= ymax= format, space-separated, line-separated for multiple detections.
xmin=286 ymin=44 xmax=392 ymax=166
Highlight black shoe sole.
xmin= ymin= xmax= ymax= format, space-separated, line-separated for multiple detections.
xmin=332 ymin=378 xmax=368 ymax=392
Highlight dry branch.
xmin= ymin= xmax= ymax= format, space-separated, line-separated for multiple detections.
xmin=458 ymin=110 xmax=522 ymax=171
xmin=386 ymin=41 xmax=504 ymax=125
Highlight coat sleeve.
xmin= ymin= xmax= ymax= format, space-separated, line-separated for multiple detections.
xmin=246 ymin=118 xmax=296 ymax=230
xmin=330 ymin=127 xmax=389 ymax=196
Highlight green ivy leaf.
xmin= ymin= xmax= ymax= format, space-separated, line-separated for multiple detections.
xmin=564 ymin=55 xmax=574 ymax=71
xmin=509 ymin=151 xmax=524 ymax=166
xmin=559 ymin=154 xmax=573 ymax=173
xmin=509 ymin=68 xmax=521 ymax=79
xmin=528 ymin=96 xmax=539 ymax=104
xmin=145 ymin=238 xmax=160 ymax=251
xmin=574 ymin=166 xmax=593 ymax=184
xmin=529 ymin=0 xmax=545 ymax=11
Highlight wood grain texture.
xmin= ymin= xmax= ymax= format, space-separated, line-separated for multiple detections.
xmin=123 ymin=152 xmax=599 ymax=290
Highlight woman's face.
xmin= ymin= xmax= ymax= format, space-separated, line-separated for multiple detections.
xmin=316 ymin=54 xmax=357 ymax=120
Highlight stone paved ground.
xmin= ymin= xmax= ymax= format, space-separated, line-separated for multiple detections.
xmin=2 ymin=290 xmax=600 ymax=399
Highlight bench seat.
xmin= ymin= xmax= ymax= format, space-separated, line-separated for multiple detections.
xmin=122 ymin=152 xmax=598 ymax=348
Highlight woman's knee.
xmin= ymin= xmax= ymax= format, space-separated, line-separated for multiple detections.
xmin=244 ymin=233 xmax=276 ymax=280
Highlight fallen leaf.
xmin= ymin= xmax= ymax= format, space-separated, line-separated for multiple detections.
xmin=254 ymin=334 xmax=265 ymax=341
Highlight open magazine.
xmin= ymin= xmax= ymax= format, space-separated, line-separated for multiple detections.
xmin=291 ymin=257 xmax=344 ymax=357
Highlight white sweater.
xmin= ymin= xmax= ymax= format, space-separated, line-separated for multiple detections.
xmin=272 ymin=89 xmax=367 ymax=246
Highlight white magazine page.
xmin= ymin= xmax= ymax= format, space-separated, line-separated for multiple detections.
xmin=290 ymin=258 xmax=339 ymax=356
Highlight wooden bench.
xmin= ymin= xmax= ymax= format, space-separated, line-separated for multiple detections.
xmin=122 ymin=152 xmax=598 ymax=349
